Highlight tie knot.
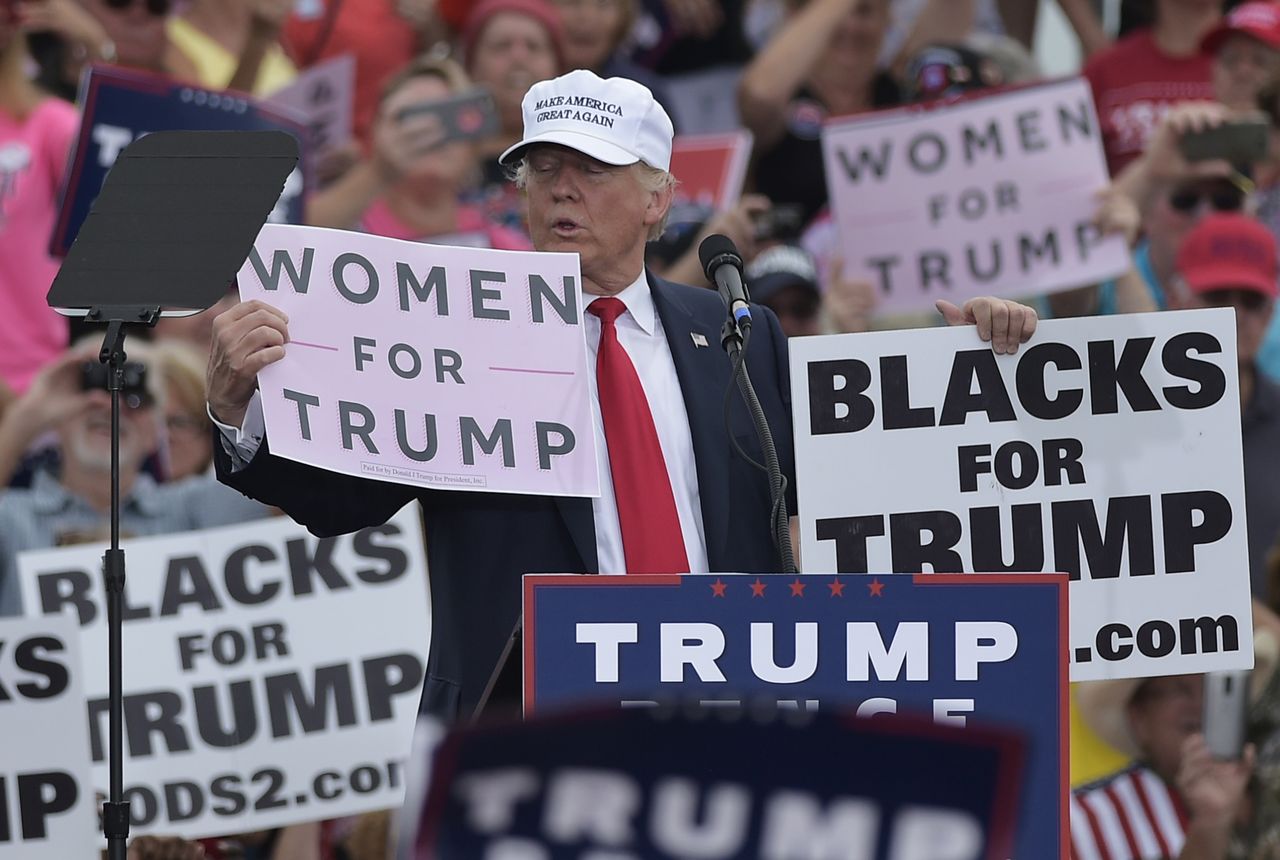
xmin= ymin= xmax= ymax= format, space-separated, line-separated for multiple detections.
xmin=589 ymin=297 xmax=627 ymax=325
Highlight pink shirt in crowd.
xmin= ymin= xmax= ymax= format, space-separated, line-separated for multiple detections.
xmin=0 ymin=98 xmax=78 ymax=393
xmin=359 ymin=199 xmax=533 ymax=250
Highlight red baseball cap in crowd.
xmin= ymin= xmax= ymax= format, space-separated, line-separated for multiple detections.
xmin=1175 ymin=212 xmax=1279 ymax=297
xmin=461 ymin=0 xmax=566 ymax=70
xmin=1202 ymin=1 xmax=1280 ymax=53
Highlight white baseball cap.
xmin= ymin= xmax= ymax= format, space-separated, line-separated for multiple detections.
xmin=499 ymin=69 xmax=675 ymax=171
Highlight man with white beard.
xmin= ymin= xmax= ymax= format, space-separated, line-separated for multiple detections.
xmin=0 ymin=338 xmax=269 ymax=616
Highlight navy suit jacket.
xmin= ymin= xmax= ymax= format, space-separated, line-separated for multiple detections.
xmin=215 ymin=273 xmax=796 ymax=719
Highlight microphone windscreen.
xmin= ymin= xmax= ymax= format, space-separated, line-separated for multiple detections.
xmin=698 ymin=233 xmax=742 ymax=280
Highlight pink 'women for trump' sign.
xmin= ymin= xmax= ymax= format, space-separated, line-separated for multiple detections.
xmin=821 ymin=77 xmax=1129 ymax=314
xmin=238 ymin=224 xmax=600 ymax=497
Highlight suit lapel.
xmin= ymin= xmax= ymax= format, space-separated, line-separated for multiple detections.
xmin=650 ymin=274 xmax=732 ymax=568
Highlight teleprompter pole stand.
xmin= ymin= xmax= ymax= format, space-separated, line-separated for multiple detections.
xmin=94 ymin=309 xmax=159 ymax=860
xmin=46 ymin=130 xmax=299 ymax=857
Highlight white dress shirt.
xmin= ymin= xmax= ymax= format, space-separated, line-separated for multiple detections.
xmin=584 ymin=272 xmax=709 ymax=575
xmin=212 ymin=270 xmax=710 ymax=574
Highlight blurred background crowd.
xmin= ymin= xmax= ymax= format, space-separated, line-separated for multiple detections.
xmin=6 ymin=0 xmax=1280 ymax=857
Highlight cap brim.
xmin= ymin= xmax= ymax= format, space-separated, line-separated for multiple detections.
xmin=499 ymin=129 xmax=640 ymax=167
xmin=750 ymin=273 xmax=819 ymax=303
xmin=1184 ymin=264 xmax=1278 ymax=298
xmin=1203 ymin=23 xmax=1280 ymax=54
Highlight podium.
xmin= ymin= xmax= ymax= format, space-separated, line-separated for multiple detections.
xmin=519 ymin=572 xmax=1068 ymax=859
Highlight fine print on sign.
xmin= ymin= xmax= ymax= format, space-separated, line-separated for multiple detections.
xmin=790 ymin=308 xmax=1255 ymax=682
xmin=524 ymin=572 xmax=1067 ymax=859
xmin=17 ymin=509 xmax=431 ymax=839
xmin=0 ymin=617 xmax=96 ymax=860
xmin=820 ymin=76 xmax=1129 ymax=313
xmin=240 ymin=223 xmax=600 ymax=498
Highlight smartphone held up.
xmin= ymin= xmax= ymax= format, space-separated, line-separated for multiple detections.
xmin=394 ymin=87 xmax=500 ymax=148
xmin=1203 ymin=669 xmax=1250 ymax=760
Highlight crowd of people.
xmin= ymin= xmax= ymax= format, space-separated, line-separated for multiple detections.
xmin=5 ymin=0 xmax=1280 ymax=857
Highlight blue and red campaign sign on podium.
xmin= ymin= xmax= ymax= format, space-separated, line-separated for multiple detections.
xmin=523 ymin=573 xmax=1068 ymax=859
xmin=414 ymin=705 xmax=1026 ymax=860
xmin=50 ymin=65 xmax=308 ymax=256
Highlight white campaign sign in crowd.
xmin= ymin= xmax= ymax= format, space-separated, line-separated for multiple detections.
xmin=790 ymin=308 xmax=1255 ymax=682
xmin=0 ymin=616 xmax=96 ymax=860
xmin=16 ymin=508 xmax=431 ymax=840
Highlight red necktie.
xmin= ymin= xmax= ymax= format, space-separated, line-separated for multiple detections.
xmin=589 ymin=297 xmax=690 ymax=574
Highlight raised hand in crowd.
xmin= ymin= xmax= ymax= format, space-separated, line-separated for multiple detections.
xmin=1092 ymin=184 xmax=1159 ymax=314
xmin=206 ymin=300 xmax=290 ymax=428
xmin=1053 ymin=0 xmax=1110 ymax=59
xmin=1049 ymin=184 xmax=1158 ymax=318
xmin=0 ymin=343 xmax=101 ymax=485
xmin=661 ymin=0 xmax=722 ymax=39
xmin=225 ymin=0 xmax=294 ymax=93
xmin=936 ymin=297 xmax=1038 ymax=355
xmin=15 ymin=0 xmax=115 ymax=74
xmin=314 ymin=141 xmax=364 ymax=187
xmin=1093 ymin=183 xmax=1145 ymax=248
xmin=372 ymin=80 xmax=454 ymax=183
xmin=1176 ymin=733 xmax=1255 ymax=859
xmin=1116 ymin=101 xmax=1237 ymax=214
xmin=738 ymin=0 xmax=886 ymax=151
xmin=823 ymin=257 xmax=876 ymax=334
xmin=657 ymin=194 xmax=771 ymax=289
xmin=306 ymin=80 xmax=452 ymax=229
xmin=244 ymin=0 xmax=292 ymax=43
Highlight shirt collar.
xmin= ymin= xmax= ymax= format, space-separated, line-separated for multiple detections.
xmin=584 ymin=270 xmax=656 ymax=336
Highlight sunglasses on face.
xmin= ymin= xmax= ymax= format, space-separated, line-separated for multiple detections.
xmin=1200 ymin=288 xmax=1273 ymax=313
xmin=103 ymin=0 xmax=172 ymax=16
xmin=1168 ymin=186 xmax=1246 ymax=214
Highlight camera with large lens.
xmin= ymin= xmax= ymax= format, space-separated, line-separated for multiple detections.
xmin=80 ymin=361 xmax=153 ymax=410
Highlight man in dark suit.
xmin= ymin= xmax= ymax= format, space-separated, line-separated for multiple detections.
xmin=206 ymin=69 xmax=1037 ymax=720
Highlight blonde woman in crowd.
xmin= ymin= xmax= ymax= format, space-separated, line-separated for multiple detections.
xmin=308 ymin=55 xmax=531 ymax=249
xmin=152 ymin=339 xmax=215 ymax=481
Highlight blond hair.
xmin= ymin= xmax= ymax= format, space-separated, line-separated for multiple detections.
xmin=379 ymin=55 xmax=473 ymax=105
xmin=151 ymin=339 xmax=211 ymax=431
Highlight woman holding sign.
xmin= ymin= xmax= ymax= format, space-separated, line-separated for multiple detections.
xmin=306 ymin=56 xmax=532 ymax=251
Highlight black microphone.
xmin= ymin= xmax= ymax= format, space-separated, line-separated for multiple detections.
xmin=698 ymin=234 xmax=752 ymax=328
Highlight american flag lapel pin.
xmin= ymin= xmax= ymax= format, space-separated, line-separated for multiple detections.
xmin=691 ymin=332 xmax=709 ymax=348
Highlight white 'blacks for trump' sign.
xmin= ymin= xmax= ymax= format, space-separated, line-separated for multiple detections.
xmin=0 ymin=616 xmax=96 ymax=859
xmin=790 ymin=309 xmax=1254 ymax=682
xmin=17 ymin=508 xmax=431 ymax=839
xmin=821 ymin=77 xmax=1129 ymax=313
